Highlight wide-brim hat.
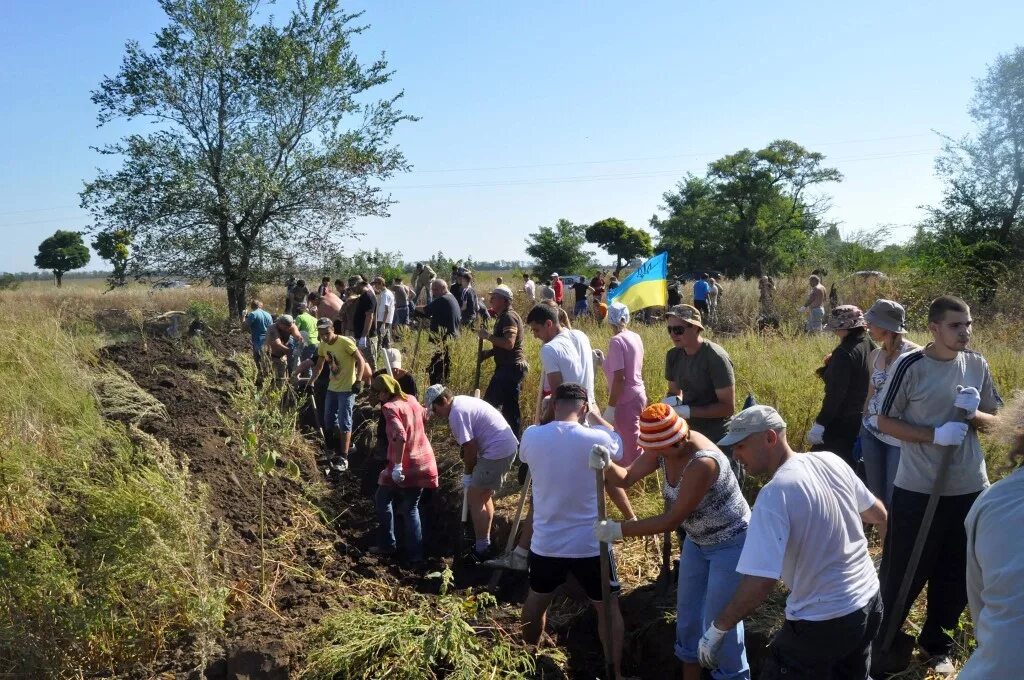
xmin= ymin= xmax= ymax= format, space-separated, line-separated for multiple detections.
xmin=826 ymin=305 xmax=867 ymax=331
xmin=665 ymin=304 xmax=704 ymax=330
xmin=864 ymin=299 xmax=907 ymax=334
xmin=638 ymin=403 xmax=689 ymax=451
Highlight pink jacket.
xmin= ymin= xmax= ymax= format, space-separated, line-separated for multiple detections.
xmin=378 ymin=395 xmax=439 ymax=489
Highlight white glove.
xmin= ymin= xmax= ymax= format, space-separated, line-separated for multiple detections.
xmin=934 ymin=421 xmax=969 ymax=447
xmin=593 ymin=519 xmax=623 ymax=543
xmin=462 ymin=473 xmax=473 ymax=489
xmin=592 ymin=349 xmax=605 ymax=367
xmin=954 ymin=385 xmax=981 ymax=419
xmin=602 ymin=406 xmax=616 ymax=422
xmin=698 ymin=623 xmax=729 ymax=668
xmin=807 ymin=422 xmax=825 ymax=446
xmin=391 ymin=465 xmax=406 ymax=484
xmin=659 ymin=396 xmax=690 ymax=418
xmin=358 ymin=336 xmax=368 ymax=349
xmin=589 ymin=444 xmax=612 ymax=470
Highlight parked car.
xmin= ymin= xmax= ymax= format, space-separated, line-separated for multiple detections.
xmin=152 ymin=280 xmax=191 ymax=290
xmin=559 ymin=274 xmax=587 ymax=287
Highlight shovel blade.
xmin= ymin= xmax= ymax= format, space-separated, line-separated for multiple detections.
xmin=870 ymin=631 xmax=915 ymax=676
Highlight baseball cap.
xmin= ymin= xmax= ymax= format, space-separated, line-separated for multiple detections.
xmin=276 ymin=314 xmax=294 ymax=325
xmin=665 ymin=304 xmax=704 ymax=330
xmin=316 ymin=317 xmax=332 ymax=329
xmin=384 ymin=348 xmax=402 ymax=370
xmin=717 ymin=405 xmax=787 ymax=447
xmin=424 ymin=384 xmax=446 ymax=408
xmin=491 ymin=284 xmax=513 ymax=301
xmin=865 ymin=299 xmax=907 ymax=334
xmin=827 ymin=305 xmax=866 ymax=331
xmin=550 ymin=272 xmax=559 ymax=278
xmin=294 ymin=302 xmax=307 ymax=313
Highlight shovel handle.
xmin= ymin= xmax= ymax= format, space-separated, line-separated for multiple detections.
xmin=595 ymin=468 xmax=616 ymax=680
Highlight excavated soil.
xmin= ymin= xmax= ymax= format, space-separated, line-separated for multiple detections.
xmin=98 ymin=325 xmax=739 ymax=679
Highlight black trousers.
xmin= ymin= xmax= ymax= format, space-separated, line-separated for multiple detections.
xmin=483 ymin=363 xmax=525 ymax=439
xmin=693 ymin=299 xmax=710 ymax=317
xmin=762 ymin=593 xmax=882 ymax=680
xmin=877 ymin=487 xmax=980 ymax=656
xmin=428 ymin=347 xmax=450 ymax=387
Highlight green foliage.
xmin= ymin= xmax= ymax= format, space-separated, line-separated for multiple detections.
xmin=34 ymin=230 xmax=91 ymax=286
xmin=524 ymin=218 xmax=594 ymax=279
xmin=326 ymin=248 xmax=407 ymax=284
xmin=0 ymin=273 xmax=20 ymax=291
xmin=585 ymin=217 xmax=653 ymax=276
xmin=92 ymin=228 xmax=132 ymax=289
xmin=301 ymin=567 xmax=560 ymax=679
xmin=652 ymin=140 xmax=842 ymax=276
xmin=81 ymin=0 xmax=415 ymax=317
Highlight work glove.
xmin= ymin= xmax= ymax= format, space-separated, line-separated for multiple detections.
xmin=589 ymin=444 xmax=611 ymax=470
xmin=391 ymin=465 xmax=406 ymax=484
xmin=954 ymin=385 xmax=981 ymax=419
xmin=660 ymin=396 xmax=690 ymax=420
xmin=593 ymin=519 xmax=623 ymax=544
xmin=697 ymin=624 xmax=729 ymax=669
xmin=462 ymin=473 xmax=473 ymax=489
xmin=592 ymin=349 xmax=605 ymax=367
xmin=357 ymin=336 xmax=368 ymax=349
xmin=807 ymin=422 xmax=825 ymax=446
xmin=934 ymin=421 xmax=969 ymax=447
xmin=351 ymin=380 xmax=362 ymax=395
xmin=601 ymin=405 xmax=616 ymax=422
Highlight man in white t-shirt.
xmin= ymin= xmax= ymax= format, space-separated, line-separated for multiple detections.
xmin=371 ymin=277 xmax=395 ymax=357
xmin=522 ymin=272 xmax=536 ymax=302
xmin=519 ymin=382 xmax=626 ymax=679
xmin=426 ymin=385 xmax=519 ymax=562
xmin=525 ymin=303 xmax=596 ymax=416
xmin=698 ymin=405 xmax=888 ymax=679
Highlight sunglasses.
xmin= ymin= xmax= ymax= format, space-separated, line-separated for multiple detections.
xmin=667 ymin=324 xmax=689 ymax=336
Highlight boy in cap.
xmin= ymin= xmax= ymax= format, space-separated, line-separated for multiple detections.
xmin=699 ymin=405 xmax=887 ymax=678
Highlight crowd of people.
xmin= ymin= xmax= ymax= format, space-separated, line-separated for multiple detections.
xmin=242 ymin=266 xmax=1019 ymax=680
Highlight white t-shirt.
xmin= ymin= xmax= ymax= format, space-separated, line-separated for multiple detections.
xmin=520 ymin=421 xmax=623 ymax=558
xmin=524 ymin=279 xmax=536 ymax=300
xmin=376 ymin=288 xmax=395 ymax=324
xmin=566 ymin=329 xmax=597 ymax=406
xmin=737 ymin=451 xmax=879 ymax=622
xmin=447 ymin=395 xmax=518 ymax=461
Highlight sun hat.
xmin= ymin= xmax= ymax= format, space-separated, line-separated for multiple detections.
xmin=276 ymin=314 xmax=294 ymax=325
xmin=316 ymin=317 xmax=332 ymax=329
xmin=384 ymin=348 xmax=402 ymax=369
xmin=607 ymin=301 xmax=630 ymax=327
xmin=864 ymin=299 xmax=907 ymax=334
xmin=717 ymin=405 xmax=788 ymax=447
xmin=826 ymin=305 xmax=867 ymax=331
xmin=491 ymin=284 xmax=513 ymax=301
xmin=665 ymin=304 xmax=704 ymax=330
xmin=424 ymin=384 xmax=446 ymax=407
xmin=638 ymin=403 xmax=690 ymax=451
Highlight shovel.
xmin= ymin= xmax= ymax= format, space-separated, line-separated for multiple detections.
xmin=595 ymin=466 xmax=617 ymax=680
xmin=487 ymin=467 xmax=531 ymax=588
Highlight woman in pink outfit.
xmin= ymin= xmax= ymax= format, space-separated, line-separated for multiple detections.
xmin=599 ymin=301 xmax=647 ymax=465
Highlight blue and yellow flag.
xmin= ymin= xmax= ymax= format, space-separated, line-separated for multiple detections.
xmin=608 ymin=252 xmax=668 ymax=311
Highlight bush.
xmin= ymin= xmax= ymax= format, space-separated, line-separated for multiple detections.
xmin=0 ymin=273 xmax=20 ymax=290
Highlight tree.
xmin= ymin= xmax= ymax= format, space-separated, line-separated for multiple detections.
xmin=652 ymin=140 xmax=842 ymax=276
xmin=35 ymin=230 xmax=91 ymax=287
xmin=524 ymin=218 xmax=594 ymax=279
xmin=929 ymin=46 xmax=1024 ymax=259
xmin=585 ymin=218 xmax=653 ymax=276
xmin=92 ymin=229 xmax=131 ymax=289
xmin=81 ymin=0 xmax=414 ymax=317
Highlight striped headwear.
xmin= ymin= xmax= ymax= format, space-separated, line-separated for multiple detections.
xmin=638 ymin=403 xmax=690 ymax=451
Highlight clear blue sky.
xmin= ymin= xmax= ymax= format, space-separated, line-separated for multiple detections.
xmin=2 ymin=0 xmax=1022 ymax=273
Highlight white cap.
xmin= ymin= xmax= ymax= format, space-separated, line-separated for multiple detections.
xmin=384 ymin=348 xmax=402 ymax=369
xmin=491 ymin=284 xmax=513 ymax=301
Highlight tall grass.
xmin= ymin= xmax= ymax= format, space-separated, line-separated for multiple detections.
xmin=0 ymin=295 xmax=226 ymax=675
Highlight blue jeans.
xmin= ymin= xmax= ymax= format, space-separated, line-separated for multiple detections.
xmin=573 ymin=299 xmax=588 ymax=316
xmin=324 ymin=390 xmax=355 ymax=434
xmin=859 ymin=425 xmax=900 ymax=509
xmin=676 ymin=531 xmax=750 ymax=679
xmin=375 ymin=485 xmax=424 ymax=561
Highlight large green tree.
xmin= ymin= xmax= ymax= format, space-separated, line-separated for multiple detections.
xmin=92 ymin=229 xmax=131 ymax=289
xmin=524 ymin=218 xmax=594 ymax=279
xmin=652 ymin=140 xmax=842 ymax=276
xmin=929 ymin=46 xmax=1024 ymax=258
xmin=35 ymin=230 xmax=91 ymax=287
xmin=585 ymin=217 xmax=653 ymax=276
xmin=81 ymin=0 xmax=414 ymax=317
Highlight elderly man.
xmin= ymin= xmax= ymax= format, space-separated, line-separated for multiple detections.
xmin=264 ymin=314 xmax=303 ymax=385
xmin=426 ymin=385 xmax=519 ymax=562
xmin=244 ymin=299 xmax=274 ymax=363
xmin=699 ymin=405 xmax=887 ymax=679
xmin=550 ymin=273 xmax=564 ymax=307
xmin=416 ymin=278 xmax=461 ymax=386
xmin=478 ymin=284 xmax=527 ymax=437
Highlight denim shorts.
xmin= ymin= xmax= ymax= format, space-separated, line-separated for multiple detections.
xmin=324 ymin=389 xmax=355 ymax=433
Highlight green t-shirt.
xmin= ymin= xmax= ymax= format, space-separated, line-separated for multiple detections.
xmin=664 ymin=339 xmax=735 ymax=442
xmin=318 ymin=335 xmax=358 ymax=392
xmin=296 ymin=312 xmax=319 ymax=346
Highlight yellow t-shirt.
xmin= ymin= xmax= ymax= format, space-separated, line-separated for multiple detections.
xmin=317 ymin=335 xmax=358 ymax=392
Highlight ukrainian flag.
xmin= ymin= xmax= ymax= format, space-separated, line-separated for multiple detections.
xmin=608 ymin=252 xmax=668 ymax=311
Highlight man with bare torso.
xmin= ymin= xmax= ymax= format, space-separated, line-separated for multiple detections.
xmin=800 ymin=275 xmax=827 ymax=333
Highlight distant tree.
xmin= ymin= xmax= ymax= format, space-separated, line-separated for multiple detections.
xmin=652 ymin=140 xmax=842 ymax=276
xmin=35 ymin=230 xmax=91 ymax=287
xmin=929 ymin=46 xmax=1024 ymax=259
xmin=524 ymin=218 xmax=594 ymax=279
xmin=81 ymin=0 xmax=414 ymax=317
xmin=92 ymin=229 xmax=131 ymax=289
xmin=585 ymin=218 xmax=653 ymax=276
xmin=0 ymin=273 xmax=20 ymax=291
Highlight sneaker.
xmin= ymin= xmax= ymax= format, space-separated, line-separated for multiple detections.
xmin=922 ymin=652 xmax=955 ymax=677
xmin=330 ymin=457 xmax=349 ymax=473
xmin=368 ymin=545 xmax=396 ymax=556
xmin=463 ymin=544 xmax=498 ymax=565
xmin=483 ymin=550 xmax=528 ymax=572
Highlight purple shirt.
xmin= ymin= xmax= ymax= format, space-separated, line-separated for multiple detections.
xmin=603 ymin=328 xmax=646 ymax=392
xmin=448 ymin=395 xmax=519 ymax=460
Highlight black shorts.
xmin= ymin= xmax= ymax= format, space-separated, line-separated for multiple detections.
xmin=528 ymin=551 xmax=620 ymax=601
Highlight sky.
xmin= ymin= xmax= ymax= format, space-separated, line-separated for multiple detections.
xmin=2 ymin=0 xmax=1023 ymax=273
